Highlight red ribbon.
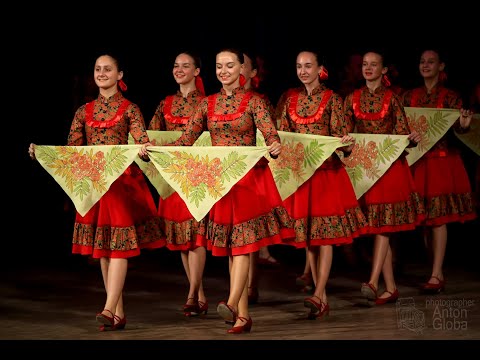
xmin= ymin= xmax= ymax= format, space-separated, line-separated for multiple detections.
xmin=118 ymin=79 xmax=128 ymax=92
xmin=382 ymin=74 xmax=391 ymax=87
xmin=438 ymin=71 xmax=447 ymax=83
xmin=239 ymin=74 xmax=246 ymax=87
xmin=195 ymin=76 xmax=205 ymax=96
xmin=319 ymin=66 xmax=329 ymax=80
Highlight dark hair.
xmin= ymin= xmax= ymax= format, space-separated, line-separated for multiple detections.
xmin=419 ymin=47 xmax=446 ymax=64
xmin=94 ymin=50 xmax=126 ymax=72
xmin=177 ymin=50 xmax=202 ymax=69
xmin=362 ymin=48 xmax=388 ymax=67
xmin=217 ymin=48 xmax=244 ymax=64
xmin=297 ymin=48 xmax=324 ymax=66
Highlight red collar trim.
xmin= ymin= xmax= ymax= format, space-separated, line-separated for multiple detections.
xmin=207 ymin=92 xmax=253 ymax=121
xmin=163 ymin=95 xmax=189 ymax=124
xmin=288 ymin=90 xmax=333 ymax=124
xmin=353 ymin=89 xmax=393 ymax=120
xmin=411 ymin=88 xmax=448 ymax=108
xmin=86 ymin=100 xmax=131 ymax=128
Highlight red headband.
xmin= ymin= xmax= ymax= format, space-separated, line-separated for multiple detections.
xmin=239 ymin=74 xmax=246 ymax=87
xmin=319 ymin=66 xmax=329 ymax=81
xmin=382 ymin=74 xmax=391 ymax=87
xmin=438 ymin=71 xmax=447 ymax=83
xmin=195 ymin=75 xmax=205 ymax=96
xmin=118 ymin=79 xmax=128 ymax=92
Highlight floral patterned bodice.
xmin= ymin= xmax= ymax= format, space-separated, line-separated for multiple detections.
xmin=67 ymin=92 xmax=149 ymax=146
xmin=277 ymin=84 xmax=350 ymax=137
xmin=149 ymin=89 xmax=205 ymax=131
xmin=344 ymin=85 xmax=410 ymax=135
xmin=174 ymin=86 xmax=280 ymax=146
xmin=402 ymin=84 xmax=462 ymax=152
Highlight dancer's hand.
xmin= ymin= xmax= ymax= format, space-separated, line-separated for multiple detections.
xmin=459 ymin=108 xmax=473 ymax=129
xmin=408 ymin=131 xmax=421 ymax=144
xmin=340 ymin=135 xmax=355 ymax=153
xmin=268 ymin=141 xmax=281 ymax=158
xmin=28 ymin=143 xmax=36 ymax=160
xmin=139 ymin=142 xmax=152 ymax=161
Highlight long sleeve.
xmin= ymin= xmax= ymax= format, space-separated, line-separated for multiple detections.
xmin=391 ymin=94 xmax=411 ymax=135
xmin=172 ymin=98 xmax=208 ymax=146
xmin=67 ymin=105 xmax=87 ymax=146
xmin=251 ymin=96 xmax=280 ymax=146
xmin=127 ymin=103 xmax=150 ymax=144
xmin=329 ymin=93 xmax=351 ymax=137
xmin=148 ymin=100 xmax=166 ymax=131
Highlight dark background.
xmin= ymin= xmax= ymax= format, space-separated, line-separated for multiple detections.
xmin=16 ymin=9 xmax=480 ymax=138
xmin=10 ymin=9 xmax=479 ymax=269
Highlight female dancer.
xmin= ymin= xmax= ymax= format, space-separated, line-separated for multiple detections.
xmin=149 ymin=51 xmax=209 ymax=315
xmin=402 ymin=48 xmax=475 ymax=292
xmin=29 ymin=53 xmax=165 ymax=330
xmin=169 ymin=48 xmax=295 ymax=333
xmin=344 ymin=50 xmax=424 ymax=305
xmin=278 ymin=49 xmax=368 ymax=318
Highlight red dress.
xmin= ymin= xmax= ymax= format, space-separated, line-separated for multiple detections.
xmin=402 ymin=84 xmax=476 ymax=225
xmin=174 ymin=86 xmax=295 ymax=256
xmin=68 ymin=92 xmax=165 ymax=258
xmin=278 ymin=84 xmax=369 ymax=247
xmin=344 ymin=86 xmax=425 ymax=234
xmin=149 ymin=90 xmax=207 ymax=250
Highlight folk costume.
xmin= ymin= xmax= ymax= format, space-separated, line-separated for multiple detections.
xmin=173 ymin=86 xmax=295 ymax=256
xmin=344 ymin=86 xmax=425 ymax=233
xmin=68 ymin=92 xmax=165 ymax=258
xmin=278 ymin=83 xmax=369 ymax=247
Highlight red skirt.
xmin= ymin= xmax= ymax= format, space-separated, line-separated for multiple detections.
xmin=72 ymin=165 xmax=166 ymax=258
xmin=204 ymin=159 xmax=295 ymax=256
xmin=158 ymin=192 xmax=207 ymax=251
xmin=411 ymin=149 xmax=477 ymax=226
xmin=282 ymin=159 xmax=369 ymax=248
xmin=360 ymin=157 xmax=425 ymax=234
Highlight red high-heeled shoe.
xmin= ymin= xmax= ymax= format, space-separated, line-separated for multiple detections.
xmin=304 ymin=295 xmax=330 ymax=320
xmin=227 ymin=316 xmax=252 ymax=334
xmin=361 ymin=282 xmax=378 ymax=300
xmin=296 ymin=273 xmax=313 ymax=287
xmin=96 ymin=309 xmax=114 ymax=327
xmin=197 ymin=300 xmax=208 ymax=315
xmin=186 ymin=300 xmax=208 ymax=317
xmin=99 ymin=315 xmax=127 ymax=332
xmin=183 ymin=297 xmax=197 ymax=315
xmin=113 ymin=315 xmax=127 ymax=330
xmin=421 ymin=276 xmax=445 ymax=293
xmin=375 ymin=289 xmax=399 ymax=305
xmin=217 ymin=301 xmax=237 ymax=324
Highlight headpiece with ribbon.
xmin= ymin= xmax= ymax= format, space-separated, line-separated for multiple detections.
xmin=319 ymin=66 xmax=329 ymax=81
xmin=438 ymin=71 xmax=447 ymax=83
xmin=118 ymin=79 xmax=128 ymax=92
xmin=381 ymin=74 xmax=391 ymax=87
xmin=195 ymin=75 xmax=205 ymax=96
xmin=239 ymin=74 xmax=247 ymax=87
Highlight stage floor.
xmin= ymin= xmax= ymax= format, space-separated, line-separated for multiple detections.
xmin=1 ymin=244 xmax=479 ymax=341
